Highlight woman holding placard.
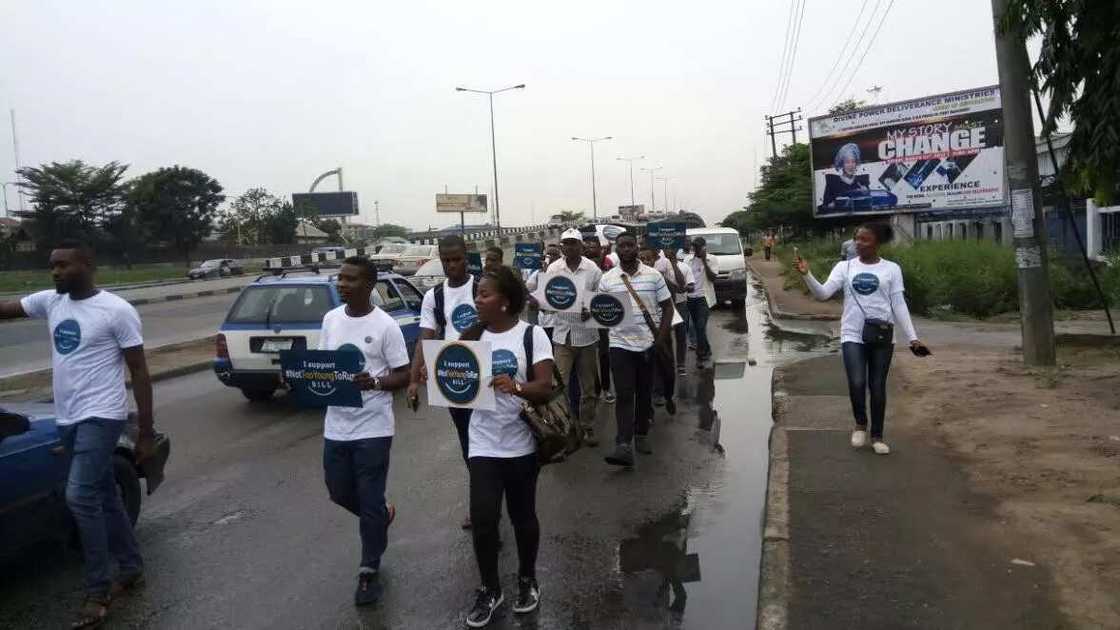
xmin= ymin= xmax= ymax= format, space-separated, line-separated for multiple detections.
xmin=458 ymin=265 xmax=555 ymax=627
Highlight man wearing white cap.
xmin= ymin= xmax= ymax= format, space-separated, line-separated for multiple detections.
xmin=546 ymin=228 xmax=604 ymax=445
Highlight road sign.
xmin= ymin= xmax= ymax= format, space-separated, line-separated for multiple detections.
xmin=646 ymin=222 xmax=687 ymax=251
xmin=437 ymin=193 xmax=488 ymax=213
xmin=292 ymin=191 xmax=359 ymax=217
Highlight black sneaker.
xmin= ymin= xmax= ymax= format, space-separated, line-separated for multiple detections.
xmin=605 ymin=443 xmax=635 ymax=466
xmin=665 ymin=398 xmax=676 ymax=415
xmin=512 ymin=577 xmax=540 ymax=614
xmin=635 ymin=435 xmax=653 ymax=455
xmin=355 ymin=571 xmax=382 ymax=607
xmin=466 ymin=587 xmax=504 ymax=628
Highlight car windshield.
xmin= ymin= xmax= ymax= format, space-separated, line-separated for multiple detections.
xmin=226 ymin=286 xmax=333 ymax=324
xmin=696 ymin=233 xmax=743 ymax=256
xmin=403 ymin=245 xmax=434 ymax=256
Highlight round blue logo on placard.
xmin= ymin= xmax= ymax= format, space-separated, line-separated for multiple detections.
xmin=434 ymin=343 xmax=482 ymax=405
xmin=337 ymin=342 xmax=366 ymax=371
xmin=851 ymin=272 xmax=880 ymax=296
xmin=492 ymin=349 xmax=518 ymax=378
xmin=451 ymin=303 xmax=478 ymax=332
xmin=589 ymin=293 xmax=627 ymax=327
xmin=53 ymin=319 xmax=82 ymax=355
xmin=544 ymin=275 xmax=578 ymax=310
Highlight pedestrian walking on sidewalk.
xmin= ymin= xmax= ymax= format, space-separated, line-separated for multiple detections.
xmin=408 ymin=235 xmax=479 ymax=529
xmin=547 ymin=229 xmax=604 ymax=446
xmin=598 ymin=233 xmax=674 ymax=467
xmin=685 ymin=237 xmax=718 ymax=369
xmin=0 ymin=239 xmax=157 ymax=629
xmin=457 ymin=266 xmax=555 ymax=627
xmin=794 ymin=223 xmax=931 ymax=454
xmin=319 ymin=257 xmax=411 ymax=606
xmin=763 ymin=231 xmax=776 ymax=261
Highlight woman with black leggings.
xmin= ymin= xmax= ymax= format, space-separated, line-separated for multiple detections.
xmin=795 ymin=223 xmax=929 ymax=454
xmin=459 ymin=266 xmax=555 ymax=627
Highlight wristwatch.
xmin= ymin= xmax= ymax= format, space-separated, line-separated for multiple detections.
xmin=514 ymin=381 xmax=523 ymax=394
xmin=372 ymin=377 xmax=382 ymax=391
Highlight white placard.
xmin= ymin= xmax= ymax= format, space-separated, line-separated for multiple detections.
xmin=1011 ymin=188 xmax=1035 ymax=238
xmin=531 ymin=271 xmax=584 ymax=314
xmin=423 ymin=340 xmax=495 ymax=410
xmin=583 ymin=291 xmax=635 ymax=329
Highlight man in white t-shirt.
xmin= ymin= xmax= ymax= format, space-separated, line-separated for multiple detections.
xmin=654 ymin=247 xmax=694 ymax=376
xmin=685 ymin=237 xmax=719 ymax=368
xmin=320 ymin=257 xmax=410 ymax=607
xmin=407 ymin=235 xmax=479 ymax=528
xmin=596 ymin=232 xmax=674 ymax=467
xmin=0 ymin=240 xmax=155 ymax=626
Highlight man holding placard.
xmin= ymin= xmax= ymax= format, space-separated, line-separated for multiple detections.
xmin=318 ymin=257 xmax=410 ymax=607
xmin=547 ymin=229 xmax=604 ymax=446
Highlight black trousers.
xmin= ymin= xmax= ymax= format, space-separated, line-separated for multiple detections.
xmin=596 ymin=330 xmax=612 ymax=393
xmin=470 ymin=454 xmax=540 ymax=591
xmin=610 ymin=347 xmax=654 ymax=445
xmin=450 ymin=407 xmax=471 ymax=464
xmin=841 ymin=341 xmax=895 ymax=439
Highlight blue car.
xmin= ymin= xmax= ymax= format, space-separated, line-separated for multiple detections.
xmin=213 ymin=269 xmax=424 ymax=401
xmin=0 ymin=405 xmax=170 ymax=554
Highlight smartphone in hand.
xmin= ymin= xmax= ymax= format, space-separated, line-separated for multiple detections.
xmin=910 ymin=344 xmax=932 ymax=357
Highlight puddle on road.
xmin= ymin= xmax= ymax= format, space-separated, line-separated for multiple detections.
xmin=617 ymin=273 xmax=833 ymax=629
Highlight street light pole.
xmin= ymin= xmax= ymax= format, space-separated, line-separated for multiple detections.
xmin=641 ymin=166 xmax=663 ymax=213
xmin=456 ymin=84 xmax=525 ymax=233
xmin=572 ymin=136 xmax=612 ymax=220
xmin=656 ymin=177 xmax=669 ymax=212
xmin=617 ymin=156 xmax=645 ymax=211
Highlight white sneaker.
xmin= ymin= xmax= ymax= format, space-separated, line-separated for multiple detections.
xmin=850 ymin=429 xmax=867 ymax=448
xmin=872 ymin=441 xmax=890 ymax=455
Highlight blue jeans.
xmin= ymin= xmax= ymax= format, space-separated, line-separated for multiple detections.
xmin=60 ymin=418 xmax=143 ymax=597
xmin=323 ymin=437 xmax=393 ymax=571
xmin=840 ymin=342 xmax=895 ymax=439
xmin=686 ymin=297 xmax=712 ymax=360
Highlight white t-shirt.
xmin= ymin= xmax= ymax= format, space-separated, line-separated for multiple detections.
xmin=655 ymin=257 xmax=695 ymax=304
xmin=686 ymin=256 xmax=711 ymax=298
xmin=469 ymin=321 xmax=553 ymax=459
xmin=318 ymin=305 xmax=410 ymax=441
xmin=419 ymin=278 xmax=478 ymax=341
xmin=596 ymin=264 xmax=671 ymax=352
xmin=21 ymin=290 xmax=142 ymax=425
xmin=822 ymin=258 xmax=908 ymax=345
xmin=525 ymin=270 xmax=556 ymax=329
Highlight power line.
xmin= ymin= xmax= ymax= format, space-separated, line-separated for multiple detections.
xmin=828 ymin=0 xmax=896 ymax=109
xmin=809 ymin=0 xmax=882 ymax=112
xmin=770 ymin=0 xmax=799 ymax=111
xmin=776 ymin=0 xmax=808 ymax=111
xmin=802 ymin=0 xmax=871 ymax=111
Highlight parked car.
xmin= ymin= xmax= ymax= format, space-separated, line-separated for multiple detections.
xmin=0 ymin=405 xmax=170 ymax=554
xmin=686 ymin=227 xmax=748 ymax=309
xmin=392 ymin=244 xmax=439 ymax=276
xmin=312 ymin=245 xmax=349 ymax=260
xmin=188 ymin=258 xmax=244 ymax=280
xmin=368 ymin=243 xmax=411 ymax=272
xmin=411 ymin=258 xmax=446 ymax=290
xmin=213 ymin=269 xmax=425 ymax=401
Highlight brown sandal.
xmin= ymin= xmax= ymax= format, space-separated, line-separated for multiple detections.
xmin=71 ymin=595 xmax=110 ymax=629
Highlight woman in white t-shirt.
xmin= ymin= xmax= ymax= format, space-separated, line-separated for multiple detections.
xmin=795 ymin=223 xmax=930 ymax=455
xmin=458 ymin=265 xmax=555 ymax=627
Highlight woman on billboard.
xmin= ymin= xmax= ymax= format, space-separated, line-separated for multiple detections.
xmin=820 ymin=143 xmax=871 ymax=212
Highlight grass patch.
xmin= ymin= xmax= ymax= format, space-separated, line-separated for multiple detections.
xmin=3 ymin=263 xmax=200 ymax=294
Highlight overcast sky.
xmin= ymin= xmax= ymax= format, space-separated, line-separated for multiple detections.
xmin=1 ymin=0 xmax=1001 ymax=230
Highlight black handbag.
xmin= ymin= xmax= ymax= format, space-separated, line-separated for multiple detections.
xmin=847 ymin=261 xmax=894 ymax=346
xmin=518 ymin=325 xmax=582 ymax=465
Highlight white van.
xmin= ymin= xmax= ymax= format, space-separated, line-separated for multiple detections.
xmin=686 ymin=227 xmax=747 ymax=308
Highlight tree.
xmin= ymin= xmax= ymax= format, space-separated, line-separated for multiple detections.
xmin=315 ymin=218 xmax=343 ymax=242
xmin=371 ymin=223 xmax=410 ymax=240
xmin=129 ymin=166 xmax=224 ymax=266
xmin=219 ymin=188 xmax=286 ymax=245
xmin=721 ymin=143 xmax=816 ymax=237
xmin=1005 ymin=2 xmax=1120 ymax=202
xmin=828 ymin=98 xmax=867 ymax=115
xmin=262 ymin=202 xmax=303 ymax=245
xmin=557 ymin=210 xmax=585 ymax=224
xmin=16 ymin=160 xmax=128 ymax=251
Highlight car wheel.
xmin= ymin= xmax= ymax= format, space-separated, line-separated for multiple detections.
xmin=113 ymin=454 xmax=142 ymax=527
xmin=241 ymin=387 xmax=275 ymax=402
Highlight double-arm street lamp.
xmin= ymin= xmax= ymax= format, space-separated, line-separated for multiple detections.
xmin=616 ymin=155 xmax=645 ymax=210
xmin=455 ymin=83 xmax=525 ymax=232
xmin=571 ymin=136 xmax=612 ymax=220
xmin=640 ymin=165 xmax=663 ymax=213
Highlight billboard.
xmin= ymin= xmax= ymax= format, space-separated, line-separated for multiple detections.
xmin=437 ymin=193 xmax=488 ymax=213
xmin=618 ymin=204 xmax=645 ymax=220
xmin=808 ymin=85 xmax=1005 ymax=217
xmin=291 ymin=191 xmax=359 ymax=217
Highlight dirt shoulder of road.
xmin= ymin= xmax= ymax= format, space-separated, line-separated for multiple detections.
xmin=0 ymin=336 xmax=216 ymax=401
xmin=748 ymin=258 xmax=841 ymax=320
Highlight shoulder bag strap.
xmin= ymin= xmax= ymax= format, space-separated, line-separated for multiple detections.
xmin=433 ymin=284 xmax=446 ymax=337
xmin=620 ymin=273 xmax=659 ymax=337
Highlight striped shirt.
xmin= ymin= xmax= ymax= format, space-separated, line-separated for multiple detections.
xmin=597 ymin=263 xmax=671 ymax=352
xmin=546 ymin=257 xmax=603 ymax=347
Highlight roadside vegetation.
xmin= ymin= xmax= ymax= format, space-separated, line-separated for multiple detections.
xmin=0 ymin=261 xmax=263 ymax=294
xmin=774 ymin=239 xmax=1120 ymax=319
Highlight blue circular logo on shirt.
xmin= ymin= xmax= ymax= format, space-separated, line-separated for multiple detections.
xmin=589 ymin=293 xmax=626 ymax=327
xmin=544 ymin=275 xmax=578 ymax=310
xmin=451 ymin=304 xmax=478 ymax=333
xmin=434 ymin=343 xmax=482 ymax=405
xmin=492 ymin=349 xmax=519 ymax=378
xmin=337 ymin=342 xmax=366 ymax=371
xmin=851 ymin=272 xmax=880 ymax=296
xmin=53 ymin=319 xmax=82 ymax=355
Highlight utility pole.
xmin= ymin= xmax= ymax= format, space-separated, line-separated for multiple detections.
xmin=991 ymin=0 xmax=1055 ymax=366
xmin=641 ymin=166 xmax=663 ymax=213
xmin=617 ymin=156 xmax=645 ymax=212
xmin=374 ymin=200 xmax=380 ymax=227
xmin=572 ymin=136 xmax=612 ymax=219
xmin=764 ymin=108 xmax=803 ymax=157
xmin=456 ymin=83 xmax=526 ymax=233
xmin=10 ymin=109 xmax=24 ymax=213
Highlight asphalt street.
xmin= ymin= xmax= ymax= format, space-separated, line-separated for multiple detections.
xmin=0 ymin=278 xmax=825 ymax=629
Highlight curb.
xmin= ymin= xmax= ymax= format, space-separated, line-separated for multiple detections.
xmin=147 ymin=359 xmax=214 ymax=385
xmin=747 ymin=262 xmax=840 ymax=323
xmin=0 ymin=336 xmax=217 ymax=388
xmin=756 ymin=364 xmax=793 ymax=630
xmin=128 ymin=285 xmax=243 ymax=306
